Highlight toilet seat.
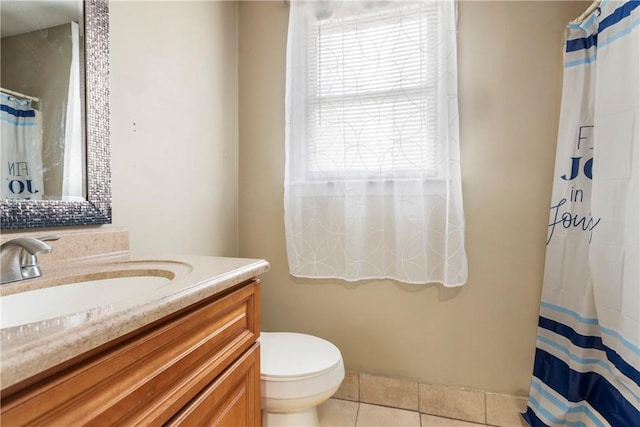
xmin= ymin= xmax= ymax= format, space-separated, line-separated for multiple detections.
xmin=260 ymin=332 xmax=345 ymax=404
xmin=260 ymin=332 xmax=342 ymax=382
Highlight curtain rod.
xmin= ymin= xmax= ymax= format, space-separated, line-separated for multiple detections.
xmin=576 ymin=0 xmax=601 ymax=23
xmin=0 ymin=87 xmax=40 ymax=103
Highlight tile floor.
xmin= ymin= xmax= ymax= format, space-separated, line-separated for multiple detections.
xmin=323 ymin=371 xmax=529 ymax=427
xmin=318 ymin=398 xmax=520 ymax=427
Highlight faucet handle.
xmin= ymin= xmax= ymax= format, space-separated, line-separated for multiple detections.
xmin=18 ymin=238 xmax=53 ymax=271
xmin=1 ymin=237 xmax=53 ymax=255
xmin=19 ymin=237 xmax=59 ymax=280
xmin=18 ymin=236 xmax=59 ymax=269
xmin=37 ymin=235 xmax=60 ymax=242
xmin=14 ymin=235 xmax=59 ymax=257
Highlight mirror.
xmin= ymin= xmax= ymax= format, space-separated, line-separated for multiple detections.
xmin=0 ymin=0 xmax=111 ymax=229
xmin=1 ymin=0 xmax=85 ymax=201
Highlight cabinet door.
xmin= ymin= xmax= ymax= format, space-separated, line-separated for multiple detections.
xmin=167 ymin=343 xmax=261 ymax=427
xmin=1 ymin=281 xmax=260 ymax=426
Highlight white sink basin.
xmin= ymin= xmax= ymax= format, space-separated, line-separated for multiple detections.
xmin=0 ymin=275 xmax=173 ymax=329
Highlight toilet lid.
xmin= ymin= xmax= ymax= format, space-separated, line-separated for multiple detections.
xmin=260 ymin=332 xmax=343 ymax=381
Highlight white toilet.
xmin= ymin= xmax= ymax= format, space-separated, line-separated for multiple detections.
xmin=259 ymin=332 xmax=345 ymax=427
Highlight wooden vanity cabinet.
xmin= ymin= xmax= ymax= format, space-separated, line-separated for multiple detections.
xmin=0 ymin=279 xmax=261 ymax=427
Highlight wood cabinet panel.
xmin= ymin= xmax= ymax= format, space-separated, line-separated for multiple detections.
xmin=1 ymin=280 xmax=260 ymax=427
xmin=167 ymin=342 xmax=261 ymax=427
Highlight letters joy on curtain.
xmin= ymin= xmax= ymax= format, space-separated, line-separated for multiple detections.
xmin=547 ymin=125 xmax=601 ymax=245
xmin=283 ymin=0 xmax=468 ymax=286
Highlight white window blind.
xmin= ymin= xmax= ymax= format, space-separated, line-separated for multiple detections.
xmin=284 ymin=0 xmax=467 ymax=286
xmin=306 ymin=4 xmax=439 ymax=178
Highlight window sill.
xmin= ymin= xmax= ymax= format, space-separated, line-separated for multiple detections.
xmin=286 ymin=177 xmax=448 ymax=197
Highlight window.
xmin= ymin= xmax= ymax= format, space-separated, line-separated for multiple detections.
xmin=304 ymin=3 xmax=440 ymax=179
xmin=284 ymin=1 xmax=467 ymax=286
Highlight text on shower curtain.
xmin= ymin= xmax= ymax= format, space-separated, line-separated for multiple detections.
xmin=547 ymin=125 xmax=602 ymax=244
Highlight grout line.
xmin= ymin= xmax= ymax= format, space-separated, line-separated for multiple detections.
xmin=417 ymin=381 xmax=423 ymax=426
xmin=484 ymin=391 xmax=488 ymax=425
xmin=342 ymin=399 xmax=420 ymax=413
xmin=331 ymin=398 xmax=500 ymax=427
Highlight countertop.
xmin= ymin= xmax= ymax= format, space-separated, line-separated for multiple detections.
xmin=0 ymin=255 xmax=269 ymax=390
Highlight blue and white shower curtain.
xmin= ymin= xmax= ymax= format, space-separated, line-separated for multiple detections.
xmin=524 ymin=1 xmax=639 ymax=426
xmin=1 ymin=93 xmax=44 ymax=200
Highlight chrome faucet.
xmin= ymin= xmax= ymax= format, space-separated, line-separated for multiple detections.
xmin=0 ymin=236 xmax=59 ymax=284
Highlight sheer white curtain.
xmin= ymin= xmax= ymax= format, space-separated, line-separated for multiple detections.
xmin=284 ymin=0 xmax=467 ymax=286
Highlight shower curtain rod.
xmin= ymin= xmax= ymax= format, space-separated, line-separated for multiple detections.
xmin=576 ymin=0 xmax=601 ymax=22
xmin=0 ymin=87 xmax=40 ymax=103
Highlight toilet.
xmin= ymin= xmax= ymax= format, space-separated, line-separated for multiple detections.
xmin=259 ymin=332 xmax=345 ymax=427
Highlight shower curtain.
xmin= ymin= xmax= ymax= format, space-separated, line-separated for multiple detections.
xmin=524 ymin=1 xmax=639 ymax=426
xmin=1 ymin=93 xmax=44 ymax=200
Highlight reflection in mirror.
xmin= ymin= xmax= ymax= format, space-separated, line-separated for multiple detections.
xmin=1 ymin=1 xmax=85 ymax=201
xmin=0 ymin=0 xmax=111 ymax=229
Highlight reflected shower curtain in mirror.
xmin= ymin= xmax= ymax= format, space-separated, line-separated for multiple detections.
xmin=1 ymin=93 xmax=44 ymax=200
xmin=524 ymin=1 xmax=639 ymax=425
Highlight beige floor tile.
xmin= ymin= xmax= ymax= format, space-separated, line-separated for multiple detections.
xmin=419 ymin=383 xmax=485 ymax=424
xmin=422 ymin=413 xmax=487 ymax=426
xmin=360 ymin=373 xmax=418 ymax=411
xmin=485 ymin=394 xmax=528 ymax=427
xmin=319 ymin=398 xmax=359 ymax=427
xmin=355 ymin=403 xmax=421 ymax=427
xmin=334 ymin=371 xmax=360 ymax=401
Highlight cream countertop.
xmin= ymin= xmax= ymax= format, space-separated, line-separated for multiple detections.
xmin=0 ymin=255 xmax=269 ymax=390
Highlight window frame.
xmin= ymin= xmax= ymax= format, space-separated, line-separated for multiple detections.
xmin=297 ymin=2 xmax=442 ymax=183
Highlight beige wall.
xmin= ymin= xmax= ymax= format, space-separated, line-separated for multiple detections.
xmin=238 ymin=1 xmax=589 ymax=395
xmin=4 ymin=0 xmax=591 ymax=398
xmin=109 ymin=1 xmax=239 ymax=256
